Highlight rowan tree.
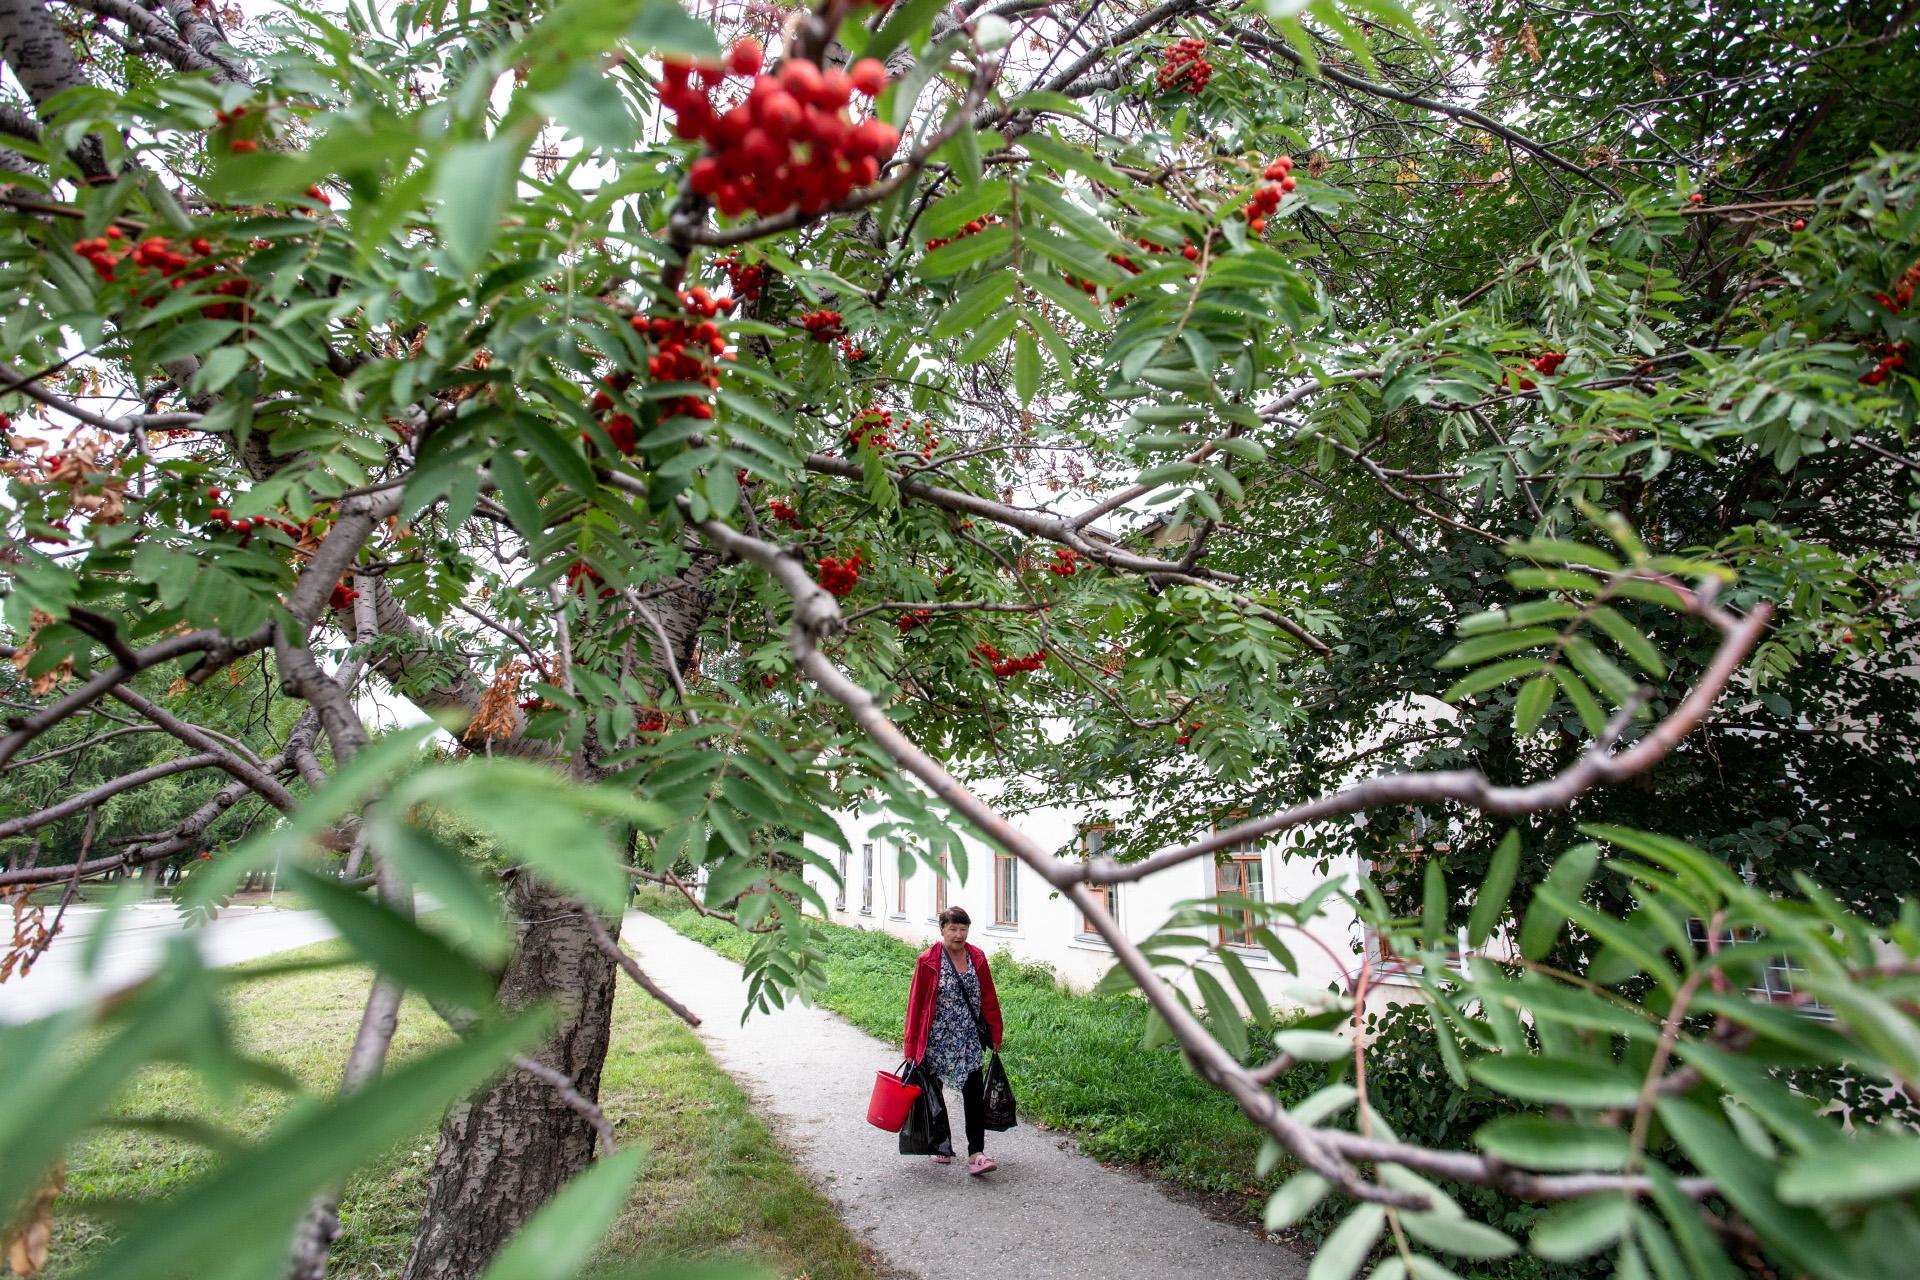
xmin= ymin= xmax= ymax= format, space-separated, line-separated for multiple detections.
xmin=3 ymin=1 xmax=1918 ymax=1278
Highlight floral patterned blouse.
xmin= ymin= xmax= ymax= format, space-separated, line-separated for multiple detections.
xmin=925 ymin=950 xmax=985 ymax=1086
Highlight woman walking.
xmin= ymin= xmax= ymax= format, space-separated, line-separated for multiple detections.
xmin=903 ymin=906 xmax=1004 ymax=1174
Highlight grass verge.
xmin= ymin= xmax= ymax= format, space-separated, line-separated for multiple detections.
xmin=42 ymin=938 xmax=880 ymax=1280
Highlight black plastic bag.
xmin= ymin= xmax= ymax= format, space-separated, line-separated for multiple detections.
xmin=982 ymin=1052 xmax=1017 ymax=1131
xmin=897 ymin=1062 xmax=952 ymax=1156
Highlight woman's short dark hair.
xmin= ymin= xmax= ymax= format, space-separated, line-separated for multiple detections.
xmin=938 ymin=906 xmax=971 ymax=927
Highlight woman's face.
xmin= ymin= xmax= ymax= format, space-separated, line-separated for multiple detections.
xmin=941 ymin=920 xmax=969 ymax=947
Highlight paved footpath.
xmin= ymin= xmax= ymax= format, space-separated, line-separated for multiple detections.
xmin=619 ymin=911 xmax=1309 ymax=1280
xmin=2 ymin=902 xmax=338 ymax=1024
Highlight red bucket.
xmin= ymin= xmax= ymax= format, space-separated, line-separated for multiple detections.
xmin=867 ymin=1064 xmax=921 ymax=1132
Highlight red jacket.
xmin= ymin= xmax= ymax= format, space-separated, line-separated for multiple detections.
xmin=903 ymin=942 xmax=1003 ymax=1061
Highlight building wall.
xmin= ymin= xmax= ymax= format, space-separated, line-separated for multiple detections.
xmin=800 ymin=798 xmax=1421 ymax=1015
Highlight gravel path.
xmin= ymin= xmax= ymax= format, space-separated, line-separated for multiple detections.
xmin=619 ymin=911 xmax=1309 ymax=1280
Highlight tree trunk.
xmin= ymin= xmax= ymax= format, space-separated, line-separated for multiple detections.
xmin=399 ymin=872 xmax=620 ymax=1280
xmin=400 ymin=547 xmax=714 ymax=1277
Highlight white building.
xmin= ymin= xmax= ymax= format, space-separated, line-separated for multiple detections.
xmin=800 ymin=794 xmax=1428 ymax=1016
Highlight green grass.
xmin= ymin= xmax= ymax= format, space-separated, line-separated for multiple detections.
xmin=43 ymin=939 xmax=879 ymax=1280
xmin=23 ymin=883 xmax=117 ymax=907
xmin=637 ymin=890 xmax=1278 ymax=1207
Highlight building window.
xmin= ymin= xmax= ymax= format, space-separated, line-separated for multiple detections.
xmin=1686 ymin=919 xmax=1829 ymax=1017
xmin=1078 ymin=825 xmax=1116 ymax=935
xmin=1215 ymin=847 xmax=1265 ymax=948
xmin=933 ymin=850 xmax=948 ymax=917
xmin=835 ymin=848 xmax=848 ymax=911
xmin=994 ymin=850 xmax=1019 ymax=927
xmin=895 ymin=843 xmax=908 ymax=916
xmin=860 ymin=843 xmax=874 ymax=914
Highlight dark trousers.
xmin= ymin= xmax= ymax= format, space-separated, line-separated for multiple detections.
xmin=928 ymin=1068 xmax=986 ymax=1156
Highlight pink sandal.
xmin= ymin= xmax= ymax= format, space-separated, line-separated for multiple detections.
xmin=968 ymin=1153 xmax=997 ymax=1176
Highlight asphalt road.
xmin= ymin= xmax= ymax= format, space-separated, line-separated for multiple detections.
xmin=1 ymin=900 xmax=339 ymax=1023
xmin=618 ymin=909 xmax=1310 ymax=1280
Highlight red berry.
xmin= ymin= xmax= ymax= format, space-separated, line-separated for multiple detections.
xmin=728 ymin=38 xmax=763 ymax=77
xmin=817 ymin=68 xmax=853 ymax=111
xmin=230 ymin=139 xmax=258 ymax=153
xmin=690 ymin=155 xmax=724 ymax=196
xmin=1688 ymin=192 xmax=1704 ymax=204
xmin=779 ymin=59 xmax=823 ymax=103
xmin=852 ymin=117 xmax=899 ymax=160
xmin=849 ymin=58 xmax=888 ymax=97
xmin=1791 ymin=219 xmax=1805 ymax=231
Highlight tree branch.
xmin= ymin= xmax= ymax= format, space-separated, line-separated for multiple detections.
xmin=580 ymin=910 xmax=701 ymax=1028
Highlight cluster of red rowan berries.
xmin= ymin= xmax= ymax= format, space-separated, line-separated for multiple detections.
xmin=1861 ymin=343 xmax=1907 ymax=386
xmin=896 ymin=608 xmax=935 ymax=634
xmin=587 ymin=370 xmax=639 ymax=454
xmin=838 ymin=335 xmax=868 ymax=362
xmin=768 ymin=498 xmax=800 ymax=526
xmin=204 ymin=487 xmax=307 ymax=542
xmin=623 ymin=287 xmax=737 ymax=427
xmin=1175 ymin=720 xmax=1202 ymax=746
xmin=715 ymin=251 xmax=769 ymax=303
xmin=659 ymin=40 xmax=900 ymax=220
xmin=817 ymin=553 xmax=863 ymax=597
xmin=328 ymin=579 xmax=359 ymax=611
xmin=972 ymin=642 xmax=1048 ymax=678
xmin=1241 ymin=156 xmax=1297 ymax=234
xmin=910 ymin=418 xmax=939 ymax=460
xmin=565 ymin=560 xmax=617 ymax=599
xmin=801 ymin=308 xmax=844 ymax=341
xmin=1047 ymin=548 xmax=1080 ymax=577
xmin=74 ymin=227 xmax=255 ymax=319
xmin=1157 ymin=38 xmax=1211 ymax=94
xmin=1064 ymin=238 xmax=1202 ymax=305
xmin=1515 ymin=349 xmax=1565 ymax=391
xmin=846 ymin=405 xmax=895 ymax=452
xmin=636 ymin=708 xmax=668 ymax=733
xmin=926 ymin=216 xmax=1002 ymax=252
xmin=1062 ymin=271 xmax=1114 ymax=302
xmin=76 ymin=227 xmax=190 ymax=281
xmin=1873 ymin=262 xmax=1920 ymax=315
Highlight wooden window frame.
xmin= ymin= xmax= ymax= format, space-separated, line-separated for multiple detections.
xmin=894 ymin=842 xmax=908 ymax=917
xmin=1077 ymin=824 xmax=1117 ymax=936
xmin=834 ymin=848 xmax=848 ymax=911
xmin=1214 ymin=849 xmax=1265 ymax=948
xmin=860 ymin=843 xmax=874 ymax=914
xmin=1209 ymin=813 xmax=1265 ymax=948
xmin=932 ymin=849 xmax=948 ymax=918
xmin=993 ymin=850 xmax=1019 ymax=927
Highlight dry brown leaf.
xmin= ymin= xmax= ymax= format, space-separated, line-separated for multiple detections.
xmin=4 ymin=1162 xmax=64 ymax=1276
xmin=1519 ymin=22 xmax=1541 ymax=64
